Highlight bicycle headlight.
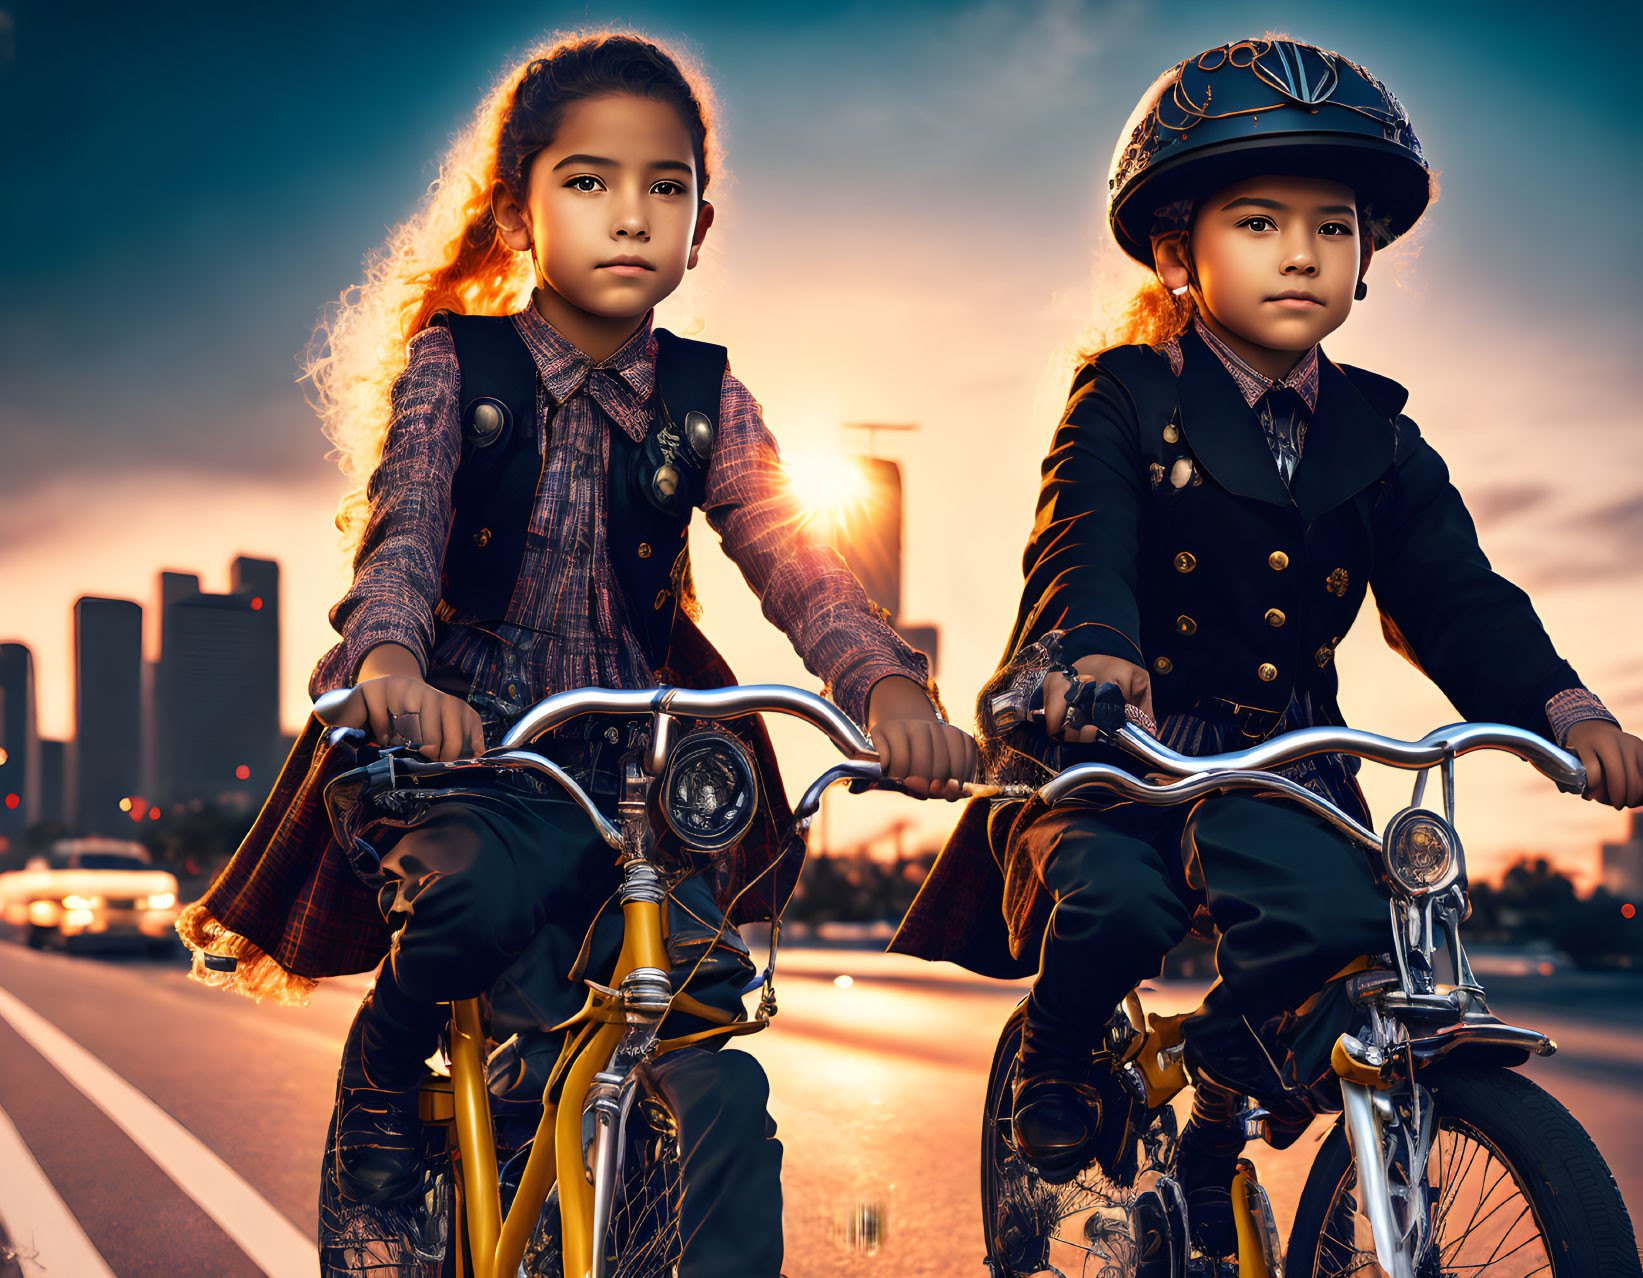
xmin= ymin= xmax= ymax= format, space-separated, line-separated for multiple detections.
xmin=659 ymin=729 xmax=760 ymax=852
xmin=1380 ymin=807 xmax=1463 ymax=897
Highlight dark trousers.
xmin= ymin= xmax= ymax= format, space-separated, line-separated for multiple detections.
xmin=347 ymin=781 xmax=782 ymax=1277
xmin=1025 ymin=795 xmax=1388 ymax=1095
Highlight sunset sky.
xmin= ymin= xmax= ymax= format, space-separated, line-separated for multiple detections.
xmin=3 ymin=0 xmax=1640 ymax=882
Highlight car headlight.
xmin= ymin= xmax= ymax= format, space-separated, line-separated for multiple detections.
xmin=659 ymin=729 xmax=760 ymax=852
xmin=61 ymin=894 xmax=98 ymax=910
xmin=145 ymin=892 xmax=177 ymax=910
xmin=1381 ymin=808 xmax=1463 ymax=897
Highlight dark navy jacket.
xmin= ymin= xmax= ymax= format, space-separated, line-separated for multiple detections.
xmin=893 ymin=325 xmax=1587 ymax=976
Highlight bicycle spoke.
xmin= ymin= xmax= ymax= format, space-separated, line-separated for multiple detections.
xmin=1472 ymin=1201 xmax=1534 ymax=1270
xmin=1434 ymin=1133 xmax=1486 ymax=1232
xmin=1440 ymin=1148 xmax=1503 ymax=1258
xmin=1441 ymin=1217 xmax=1545 ymax=1273
xmin=1423 ymin=1125 xmax=1551 ymax=1278
xmin=1443 ymin=1182 xmax=1527 ymax=1257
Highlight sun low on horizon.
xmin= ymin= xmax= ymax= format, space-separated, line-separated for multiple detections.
xmin=2 ymin=1 xmax=1640 ymax=886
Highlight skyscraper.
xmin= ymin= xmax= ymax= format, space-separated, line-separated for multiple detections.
xmin=36 ymin=739 xmax=66 ymax=832
xmin=837 ymin=456 xmax=904 ymax=621
xmin=0 ymin=643 xmax=40 ymax=836
xmin=71 ymin=596 xmax=144 ymax=833
xmin=152 ymin=561 xmax=281 ymax=807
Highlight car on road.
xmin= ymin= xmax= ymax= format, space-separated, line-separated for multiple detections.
xmin=0 ymin=838 xmax=182 ymax=954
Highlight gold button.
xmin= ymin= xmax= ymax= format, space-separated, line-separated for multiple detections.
xmin=1258 ymin=663 xmax=1278 ymax=682
xmin=1175 ymin=615 xmax=1197 ymax=636
xmin=1268 ymin=550 xmax=1288 ymax=571
xmin=473 ymin=527 xmax=491 ymax=548
xmin=506 ymin=682 xmax=519 ymax=698
xmin=1315 ymin=645 xmax=1335 ymax=667
xmin=654 ymin=589 xmax=671 ymax=611
xmin=637 ymin=543 xmax=652 ymax=559
xmin=1163 ymin=421 xmax=1180 ymax=443
xmin=1174 ymin=551 xmax=1196 ymax=573
xmin=1154 ymin=656 xmax=1173 ymax=674
xmin=1265 ymin=608 xmax=1286 ymax=628
xmin=1326 ymin=567 xmax=1350 ymax=597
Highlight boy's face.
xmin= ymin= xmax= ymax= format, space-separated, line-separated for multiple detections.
xmin=499 ymin=92 xmax=712 ymax=321
xmin=1161 ymin=174 xmax=1362 ymax=353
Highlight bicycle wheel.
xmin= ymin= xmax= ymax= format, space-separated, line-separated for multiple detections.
xmin=317 ymin=1103 xmax=452 ymax=1278
xmin=519 ymin=1060 xmax=687 ymax=1278
xmin=981 ymin=999 xmax=1166 ymax=1277
xmin=1287 ymin=1066 xmax=1641 ymax=1278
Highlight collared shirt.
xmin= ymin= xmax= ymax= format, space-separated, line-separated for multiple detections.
xmin=311 ymin=308 xmax=930 ymax=728
xmin=1162 ymin=318 xmax=1319 ymax=486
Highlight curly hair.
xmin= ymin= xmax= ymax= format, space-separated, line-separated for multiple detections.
xmin=304 ymin=30 xmax=719 ymax=556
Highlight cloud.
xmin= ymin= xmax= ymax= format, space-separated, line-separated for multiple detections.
xmin=1566 ymin=492 xmax=1643 ymax=549
xmin=1466 ymin=481 xmax=1554 ymax=529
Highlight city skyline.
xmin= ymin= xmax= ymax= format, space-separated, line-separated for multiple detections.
xmin=0 ymin=558 xmax=288 ymax=840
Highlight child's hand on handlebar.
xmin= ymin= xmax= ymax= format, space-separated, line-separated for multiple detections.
xmin=323 ymin=644 xmax=485 ymax=761
xmin=1044 ymin=656 xmax=1154 ymax=743
xmin=866 ymin=675 xmax=979 ymax=801
xmin=1566 ymin=719 xmax=1643 ymax=809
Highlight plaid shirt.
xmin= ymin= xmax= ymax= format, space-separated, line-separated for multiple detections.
xmin=185 ymin=310 xmax=931 ymax=998
xmin=311 ymin=308 xmax=926 ymax=727
xmin=1161 ymin=319 xmax=1319 ymax=486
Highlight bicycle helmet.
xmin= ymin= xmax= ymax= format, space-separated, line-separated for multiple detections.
xmin=1109 ymin=37 xmax=1432 ymax=268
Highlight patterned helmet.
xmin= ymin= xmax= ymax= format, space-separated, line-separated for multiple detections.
xmin=1108 ymin=37 xmax=1432 ymax=268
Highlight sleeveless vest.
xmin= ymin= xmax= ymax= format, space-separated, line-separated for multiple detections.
xmin=425 ymin=312 xmax=798 ymax=925
xmin=429 ymin=311 xmax=726 ymax=672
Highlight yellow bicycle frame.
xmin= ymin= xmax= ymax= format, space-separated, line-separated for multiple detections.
xmin=425 ymin=890 xmax=762 ymax=1278
xmin=1114 ymin=988 xmax=1289 ymax=1278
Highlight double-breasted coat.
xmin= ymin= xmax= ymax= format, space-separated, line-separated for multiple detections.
xmin=892 ymin=324 xmax=1595 ymax=977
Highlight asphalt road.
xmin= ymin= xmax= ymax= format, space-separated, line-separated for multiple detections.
xmin=0 ymin=939 xmax=1638 ymax=1277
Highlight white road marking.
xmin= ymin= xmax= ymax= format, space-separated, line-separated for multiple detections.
xmin=0 ymin=982 xmax=319 ymax=1278
xmin=0 ymin=1100 xmax=117 ymax=1278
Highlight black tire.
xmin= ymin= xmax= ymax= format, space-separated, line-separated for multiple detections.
xmin=1287 ymin=1067 xmax=1641 ymax=1278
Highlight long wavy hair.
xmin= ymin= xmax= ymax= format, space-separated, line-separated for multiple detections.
xmin=305 ymin=30 xmax=719 ymax=555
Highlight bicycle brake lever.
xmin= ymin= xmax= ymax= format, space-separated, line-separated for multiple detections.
xmin=1063 ymin=679 xmax=1129 ymax=736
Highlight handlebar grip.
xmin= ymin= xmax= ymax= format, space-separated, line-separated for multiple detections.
xmin=312 ymin=687 xmax=355 ymax=727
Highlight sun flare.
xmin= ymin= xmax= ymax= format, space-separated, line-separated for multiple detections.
xmin=781 ymin=447 xmax=872 ymax=531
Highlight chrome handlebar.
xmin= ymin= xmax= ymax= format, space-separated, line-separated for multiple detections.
xmin=497 ymin=683 xmax=878 ymax=760
xmin=312 ymin=683 xmax=885 ymax=851
xmin=1045 ymin=762 xmax=1383 ymax=849
xmin=1039 ymin=716 xmax=1586 ymax=850
xmin=314 ymin=682 xmax=878 ymax=761
xmin=1100 ymin=719 xmax=1584 ymax=793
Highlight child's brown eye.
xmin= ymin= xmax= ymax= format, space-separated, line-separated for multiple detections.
xmin=1320 ymin=221 xmax=1353 ymax=236
xmin=1242 ymin=216 xmax=1274 ymax=233
xmin=566 ymin=175 xmax=603 ymax=192
xmin=650 ymin=180 xmax=684 ymax=196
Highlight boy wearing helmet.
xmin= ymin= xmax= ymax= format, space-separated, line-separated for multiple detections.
xmin=893 ymin=37 xmax=1643 ymax=1256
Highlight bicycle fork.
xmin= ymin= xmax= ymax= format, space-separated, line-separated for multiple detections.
xmin=1336 ymin=1034 xmax=1433 ymax=1278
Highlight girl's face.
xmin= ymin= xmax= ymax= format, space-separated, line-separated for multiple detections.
xmin=1157 ymin=174 xmax=1362 ymax=354
xmin=496 ymin=93 xmax=712 ymax=323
